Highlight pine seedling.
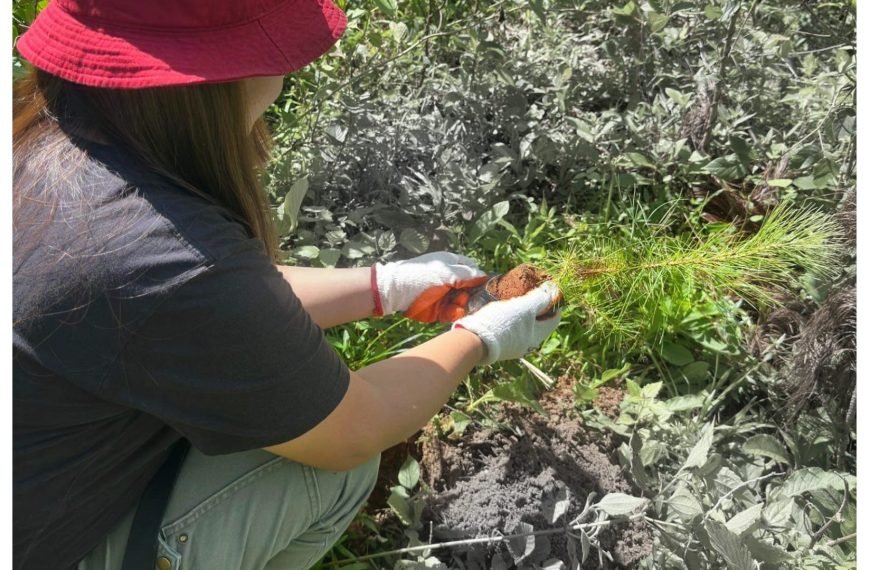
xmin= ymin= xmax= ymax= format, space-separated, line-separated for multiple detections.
xmin=537 ymin=204 xmax=843 ymax=351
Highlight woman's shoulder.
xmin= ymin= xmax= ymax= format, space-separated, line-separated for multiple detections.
xmin=14 ymin=138 xmax=271 ymax=322
xmin=81 ymin=141 xmax=261 ymax=263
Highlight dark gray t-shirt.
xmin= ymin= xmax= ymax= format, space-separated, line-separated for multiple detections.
xmin=13 ymin=139 xmax=350 ymax=570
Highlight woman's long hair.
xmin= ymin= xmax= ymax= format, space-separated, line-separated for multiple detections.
xmin=13 ymin=67 xmax=278 ymax=260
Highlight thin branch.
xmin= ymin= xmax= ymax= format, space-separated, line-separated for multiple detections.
xmin=825 ymin=533 xmax=856 ymax=548
xmin=791 ymin=43 xmax=849 ymax=56
xmin=701 ymin=471 xmax=786 ymax=523
xmin=809 ymin=474 xmax=849 ymax=548
xmin=699 ymin=4 xmax=741 ymax=151
xmin=324 ymin=513 xmax=645 ymax=567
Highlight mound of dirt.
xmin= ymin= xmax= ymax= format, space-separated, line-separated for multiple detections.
xmin=416 ymin=384 xmax=651 ymax=569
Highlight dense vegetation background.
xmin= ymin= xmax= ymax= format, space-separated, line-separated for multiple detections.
xmin=13 ymin=0 xmax=857 ymax=568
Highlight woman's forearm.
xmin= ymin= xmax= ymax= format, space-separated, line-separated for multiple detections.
xmin=262 ymin=327 xmax=485 ymax=470
xmin=277 ymin=265 xmax=374 ymax=329
xmin=353 ymin=327 xmax=485 ymax=453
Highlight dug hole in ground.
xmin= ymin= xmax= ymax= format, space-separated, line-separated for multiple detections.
xmin=371 ymin=264 xmax=651 ymax=569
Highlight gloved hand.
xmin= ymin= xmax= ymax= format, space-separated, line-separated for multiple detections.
xmin=372 ymin=252 xmax=488 ymax=321
xmin=452 ymin=282 xmax=561 ymax=365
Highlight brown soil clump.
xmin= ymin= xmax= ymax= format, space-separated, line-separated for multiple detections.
xmin=417 ymin=401 xmax=652 ymax=568
xmin=593 ymin=386 xmax=625 ymax=420
xmin=539 ymin=374 xmax=577 ymax=417
xmin=487 ymin=264 xmax=549 ymax=300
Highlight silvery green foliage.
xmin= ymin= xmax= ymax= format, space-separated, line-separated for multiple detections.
xmin=265 ymin=0 xmax=854 ymax=270
xmin=588 ymin=378 xmax=857 ymax=569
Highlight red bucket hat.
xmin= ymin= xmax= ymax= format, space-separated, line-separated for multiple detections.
xmin=15 ymin=0 xmax=347 ymax=89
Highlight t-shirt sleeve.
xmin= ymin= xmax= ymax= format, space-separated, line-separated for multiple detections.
xmin=103 ymin=246 xmax=351 ymax=456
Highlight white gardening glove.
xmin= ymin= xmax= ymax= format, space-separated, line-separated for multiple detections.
xmin=372 ymin=252 xmax=487 ymax=317
xmin=452 ymin=282 xmax=561 ymax=365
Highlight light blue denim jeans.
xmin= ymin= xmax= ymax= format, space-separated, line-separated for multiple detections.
xmin=77 ymin=446 xmax=380 ymax=570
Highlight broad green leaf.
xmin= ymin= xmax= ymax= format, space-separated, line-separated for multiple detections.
xmin=725 ymin=503 xmax=763 ymax=535
xmin=596 ymin=492 xmax=648 ymax=516
xmin=761 ymin=498 xmax=794 ymax=528
xmin=715 ymin=467 xmax=745 ymax=501
xmin=704 ymin=4 xmax=723 ymax=20
xmin=293 ymin=245 xmax=319 ymax=259
xmin=790 ymin=145 xmax=822 ymax=170
xmin=705 ymin=520 xmax=754 ymax=570
xmin=793 ymin=176 xmax=817 ymax=190
xmin=389 ymin=21 xmax=408 ymax=43
xmin=279 ymin=177 xmax=309 ymax=233
xmin=542 ymin=483 xmax=571 ymax=524
xmin=600 ymin=362 xmax=631 ymax=383
xmin=744 ymin=536 xmax=791 ymax=565
xmin=664 ymin=394 xmax=705 ymax=412
xmin=681 ymin=361 xmax=709 ymax=382
xmin=626 ymin=152 xmax=655 ymax=168
xmin=813 ymin=158 xmax=837 ymax=188
xmin=647 ymin=11 xmax=668 ymax=32
xmin=387 ymin=485 xmax=412 ymax=525
xmin=319 ymin=248 xmax=341 ymax=267
xmin=661 ymin=341 xmax=693 ymax=366
xmin=665 ymin=88 xmax=689 ymax=107
xmin=697 ymin=336 xmax=737 ymax=355
xmin=372 ymin=0 xmax=397 ymax=17
xmin=640 ymin=440 xmax=669 ymax=466
xmin=766 ymin=178 xmax=793 ymax=187
xmin=612 ymin=0 xmax=639 ymax=17
xmin=683 ymin=422 xmax=714 ymax=470
xmin=641 ymin=381 xmax=663 ymax=399
xmin=375 ymin=230 xmax=396 ymax=253
xmin=743 ymin=434 xmax=791 ymax=464
xmin=399 ymin=228 xmax=430 ymax=254
xmin=729 ymin=136 xmax=754 ymax=167
xmin=668 ymin=487 xmax=703 ymax=519
xmin=528 ymin=0 xmax=546 ymax=24
xmin=469 ymin=201 xmax=510 ymax=244
xmin=698 ymin=453 xmax=724 ymax=477
xmin=449 ymin=411 xmax=471 ymax=436
xmin=781 ymin=468 xmax=849 ymax=497
xmin=490 ymin=378 xmax=546 ymax=415
xmin=342 ymin=240 xmax=375 ymax=259
xmin=626 ymin=437 xmax=653 ymax=490
xmin=324 ymin=123 xmax=348 ymax=143
xmin=398 ymin=456 xmax=420 ymax=489
xmin=507 ymin=522 xmax=535 ymax=564
xmin=703 ymin=155 xmax=748 ymax=180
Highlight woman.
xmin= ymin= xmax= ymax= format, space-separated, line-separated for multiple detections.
xmin=12 ymin=1 xmax=561 ymax=569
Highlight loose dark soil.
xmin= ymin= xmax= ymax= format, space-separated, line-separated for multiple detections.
xmin=409 ymin=383 xmax=651 ymax=569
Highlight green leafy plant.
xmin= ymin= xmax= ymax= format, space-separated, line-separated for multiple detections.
xmin=387 ymin=456 xmax=424 ymax=529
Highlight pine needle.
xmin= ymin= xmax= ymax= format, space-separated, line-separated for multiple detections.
xmin=540 ymin=204 xmax=843 ymax=350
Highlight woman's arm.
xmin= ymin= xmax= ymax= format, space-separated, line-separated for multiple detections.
xmin=276 ymin=265 xmax=373 ymax=329
xmin=277 ymin=253 xmax=487 ymax=329
xmin=261 ymin=283 xmax=559 ymax=471
xmin=262 ymin=327 xmax=485 ymax=470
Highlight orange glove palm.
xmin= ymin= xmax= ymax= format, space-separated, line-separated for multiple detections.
xmin=404 ymin=276 xmax=489 ymax=323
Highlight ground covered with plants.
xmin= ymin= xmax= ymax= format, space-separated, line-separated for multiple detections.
xmin=262 ymin=1 xmax=856 ymax=568
xmin=13 ymin=0 xmax=857 ymax=567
